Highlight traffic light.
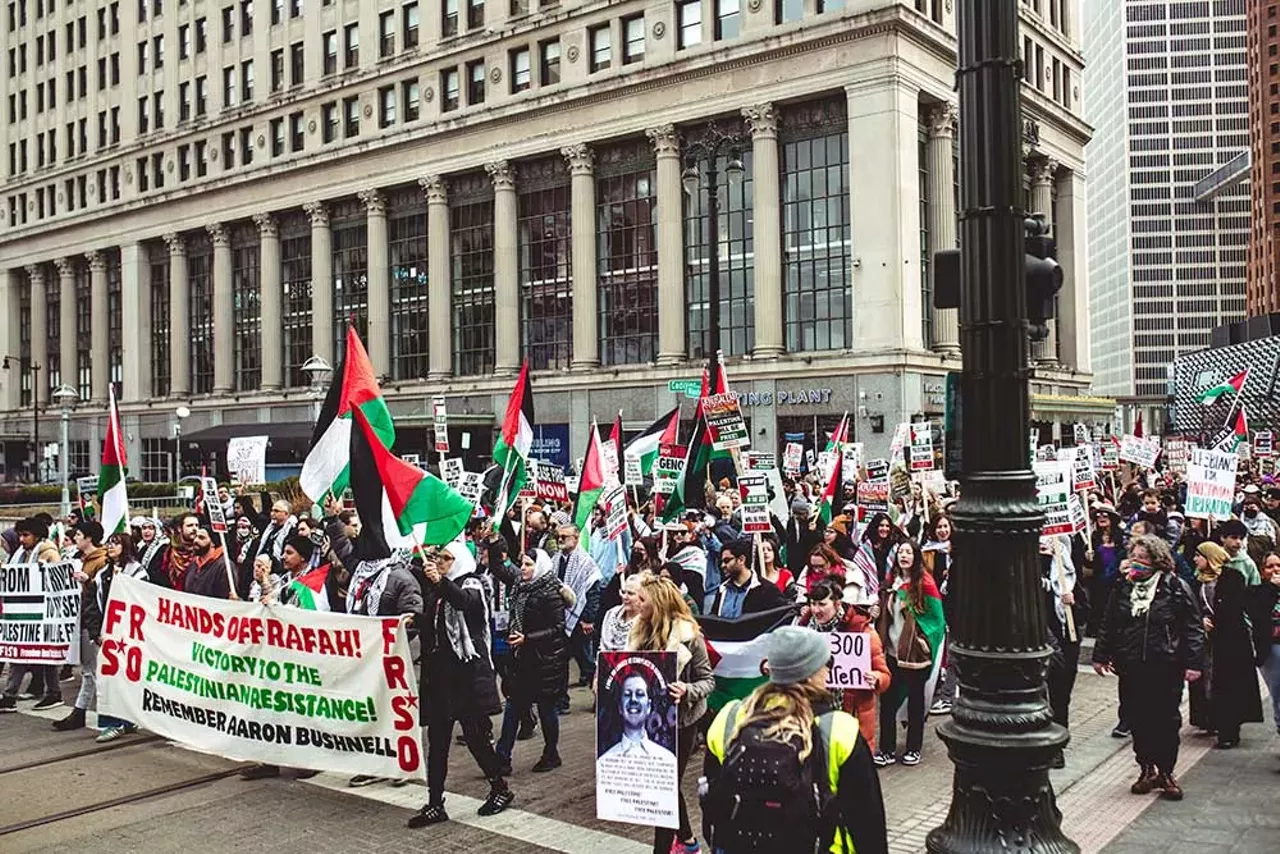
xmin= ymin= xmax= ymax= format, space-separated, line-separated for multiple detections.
xmin=931 ymin=214 xmax=1063 ymax=342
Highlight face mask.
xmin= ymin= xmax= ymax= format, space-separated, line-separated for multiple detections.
xmin=1245 ymin=508 xmax=1258 ymax=518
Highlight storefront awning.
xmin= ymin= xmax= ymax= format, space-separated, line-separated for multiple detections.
xmin=182 ymin=421 xmax=315 ymax=444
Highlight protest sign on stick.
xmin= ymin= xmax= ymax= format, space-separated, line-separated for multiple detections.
xmin=97 ymin=575 xmax=423 ymax=779
xmin=1118 ymin=434 xmax=1160 ymax=469
xmin=440 ymin=458 xmax=463 ymax=490
xmin=432 ymin=396 xmax=449 ymax=454
xmin=1185 ymin=448 xmax=1238 ymax=520
xmin=535 ymin=461 xmax=569 ymax=503
xmin=1033 ymin=461 xmax=1074 ymax=536
xmin=0 ymin=561 xmax=80 ymax=664
xmin=703 ymin=393 xmax=750 ymax=451
xmin=227 ymin=436 xmax=269 ymax=486
xmin=825 ymin=632 xmax=874 ymax=690
xmin=738 ymin=473 xmax=771 ymax=534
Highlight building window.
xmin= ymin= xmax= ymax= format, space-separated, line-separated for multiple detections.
xmin=685 ymin=143 xmax=754 ymax=358
xmin=107 ymin=255 xmax=123 ymax=399
xmin=715 ymin=0 xmax=740 ymax=40
xmin=322 ymin=30 xmax=337 ymax=75
xmin=510 ymin=0 xmax=529 ymax=15
xmin=598 ymin=148 xmax=657 ymax=365
xmin=390 ymin=192 xmax=429 ymax=380
xmin=467 ymin=59 xmax=485 ymax=104
xmin=518 ymin=171 xmax=573 ymax=371
xmin=441 ymin=67 xmax=459 ymax=110
xmin=442 ymin=0 xmax=458 ymax=37
xmin=290 ymin=110 xmax=305 ymax=150
xmin=270 ymin=116 xmax=284 ymax=155
xmin=222 ymin=5 xmax=234 ymax=42
xmin=451 ymin=191 xmax=495 ymax=376
xmin=404 ymin=2 xmax=420 ymax=48
xmin=403 ymin=78 xmax=420 ymax=120
xmin=332 ymin=212 xmax=369 ymax=362
xmin=344 ymin=22 xmax=358 ymax=68
xmin=540 ymin=39 xmax=560 ymax=85
xmin=777 ymin=0 xmax=803 ymax=22
xmin=290 ymin=42 xmax=304 ymax=85
xmin=141 ymin=439 xmax=168 ymax=482
xmin=271 ymin=48 xmax=284 ymax=91
xmin=240 ymin=126 xmax=254 ymax=165
xmin=241 ymin=0 xmax=254 ymax=36
xmin=223 ymin=65 xmax=236 ymax=107
xmin=589 ymin=25 xmax=611 ymax=72
xmin=379 ymin=10 xmax=395 ymax=57
xmin=783 ymin=113 xmax=852 ymax=352
xmin=241 ymin=58 xmax=254 ymax=101
xmin=272 ymin=0 xmax=283 ymax=25
xmin=74 ymin=263 xmax=91 ymax=400
xmin=379 ymin=85 xmax=396 ymax=127
xmin=466 ymin=0 xmax=483 ymax=29
xmin=510 ymin=48 xmax=530 ymax=92
xmin=195 ymin=139 xmax=207 ymax=176
xmin=196 ymin=16 xmax=207 ymax=53
xmin=622 ymin=15 xmax=645 ymax=64
xmin=46 ymin=272 xmax=62 ymax=391
xmin=179 ymin=80 xmax=191 ymax=120
xmin=322 ymin=101 xmax=338 ymax=142
xmin=677 ymin=1 xmax=702 ymax=49
xmin=179 ymin=23 xmax=190 ymax=58
xmin=280 ymin=215 xmax=313 ymax=387
xmin=195 ymin=76 xmax=207 ymax=115
xmin=17 ymin=280 xmax=30 ymax=408
xmin=188 ymin=235 xmax=214 ymax=394
xmin=232 ymin=230 xmax=261 ymax=391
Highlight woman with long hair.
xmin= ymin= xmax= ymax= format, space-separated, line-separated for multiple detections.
xmin=923 ymin=514 xmax=956 ymax=715
xmin=1086 ymin=504 xmax=1126 ymax=637
xmin=874 ymin=540 xmax=945 ymax=767
xmin=83 ymin=532 xmax=147 ymax=741
xmin=861 ymin=512 xmax=900 ymax=581
xmin=495 ymin=549 xmax=571 ymax=775
xmin=702 ymin=626 xmax=888 ymax=854
xmin=756 ymin=535 xmax=797 ymax=599
xmin=627 ymin=575 xmax=715 ymax=854
xmin=795 ymin=543 xmax=847 ymax=599
xmin=599 ymin=571 xmax=648 ymax=653
xmin=1093 ymin=535 xmax=1204 ymax=800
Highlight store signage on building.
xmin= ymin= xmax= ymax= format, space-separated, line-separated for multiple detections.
xmin=531 ymin=425 xmax=570 ymax=470
xmin=666 ymin=379 xmax=835 ymax=407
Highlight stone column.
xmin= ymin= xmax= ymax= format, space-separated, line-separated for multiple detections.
xmin=304 ymin=201 xmax=334 ymax=366
xmin=647 ymin=124 xmax=686 ymax=365
xmin=1 ymin=270 xmax=20 ymax=410
xmin=165 ymin=233 xmax=191 ymax=397
xmin=846 ymin=76 xmax=924 ymax=352
xmin=120 ymin=243 xmax=151 ymax=402
xmin=925 ymin=102 xmax=960 ymax=357
xmin=563 ymin=144 xmax=599 ymax=369
xmin=421 ymin=175 xmax=452 ymax=380
xmin=1055 ymin=168 xmax=1088 ymax=373
xmin=28 ymin=265 xmax=49 ymax=406
xmin=487 ymin=161 xmax=520 ymax=375
xmin=209 ymin=223 xmax=234 ymax=393
xmin=56 ymin=258 xmax=77 ymax=396
xmin=1028 ymin=155 xmax=1058 ymax=366
xmin=743 ymin=104 xmax=784 ymax=358
xmin=88 ymin=251 xmax=110 ymax=403
xmin=255 ymin=214 xmax=283 ymax=391
xmin=361 ymin=189 xmax=390 ymax=378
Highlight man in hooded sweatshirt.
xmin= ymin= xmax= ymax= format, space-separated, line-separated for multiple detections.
xmin=408 ymin=539 xmax=514 ymax=828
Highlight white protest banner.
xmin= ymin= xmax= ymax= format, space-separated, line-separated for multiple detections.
xmin=1254 ymin=430 xmax=1274 ymax=459
xmin=825 ymin=632 xmax=874 ymax=690
xmin=1034 ymin=461 xmax=1074 ymax=536
xmin=227 ymin=436 xmax=269 ymax=486
xmin=909 ymin=423 xmax=935 ymax=472
xmin=1185 ymin=448 xmax=1238 ymax=520
xmin=652 ymin=443 xmax=686 ymax=495
xmin=603 ymin=484 xmax=628 ymax=540
xmin=738 ymin=473 xmax=771 ymax=534
xmin=703 ymin=393 xmax=750 ymax=451
xmin=0 ymin=561 xmax=80 ymax=664
xmin=1101 ymin=443 xmax=1120 ymax=471
xmin=1118 ymin=434 xmax=1160 ymax=469
xmin=432 ymin=396 xmax=449 ymax=453
xmin=457 ymin=471 xmax=486 ymax=506
xmin=201 ymin=477 xmax=228 ymax=535
xmin=596 ymin=650 xmax=679 ymax=830
xmin=96 ymin=575 xmax=423 ymax=779
xmin=440 ymin=458 xmax=463 ymax=490
xmin=783 ymin=442 xmax=803 ymax=476
xmin=1073 ymin=424 xmax=1090 ymax=446
xmin=623 ymin=453 xmax=643 ymax=487
xmin=536 ymin=461 xmax=570 ymax=503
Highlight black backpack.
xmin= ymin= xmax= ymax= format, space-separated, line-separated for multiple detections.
xmin=701 ymin=705 xmax=839 ymax=854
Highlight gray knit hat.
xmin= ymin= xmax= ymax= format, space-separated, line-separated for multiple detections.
xmin=767 ymin=626 xmax=830 ymax=686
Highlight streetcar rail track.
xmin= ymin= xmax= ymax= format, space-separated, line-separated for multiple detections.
xmin=0 ymin=766 xmax=246 ymax=837
xmin=0 ymin=734 xmax=166 ymax=775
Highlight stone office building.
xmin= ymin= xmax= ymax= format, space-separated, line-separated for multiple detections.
xmin=0 ymin=0 xmax=1107 ymax=482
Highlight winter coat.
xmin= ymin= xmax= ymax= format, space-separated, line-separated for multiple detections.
xmin=1248 ymin=581 xmax=1280 ymax=663
xmin=1207 ymin=567 xmax=1264 ymax=730
xmin=183 ymin=547 xmax=232 ymax=599
xmin=83 ymin=561 xmax=147 ymax=639
xmin=509 ymin=576 xmax=569 ymax=702
xmin=799 ymin=607 xmax=891 ymax=754
xmin=1092 ymin=571 xmax=1204 ymax=671
xmin=417 ymin=570 xmax=502 ymax=723
xmin=629 ymin=618 xmax=716 ymax=729
xmin=706 ymin=572 xmax=790 ymax=617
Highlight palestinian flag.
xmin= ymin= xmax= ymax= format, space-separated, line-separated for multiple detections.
xmin=300 ymin=326 xmax=395 ymax=503
xmin=816 ymin=413 xmax=849 ymax=524
xmin=608 ymin=411 xmax=624 ymax=484
xmin=1212 ymin=404 xmax=1248 ymax=453
xmin=1196 ymin=369 xmax=1248 ymax=406
xmin=286 ymin=564 xmax=331 ymax=611
xmin=573 ymin=422 xmax=608 ymax=546
xmin=824 ymin=412 xmax=850 ymax=453
xmin=885 ymin=572 xmax=947 ymax=720
xmin=492 ymin=360 xmax=534 ymax=516
xmin=100 ymin=385 xmax=129 ymax=536
xmin=351 ymin=406 xmax=474 ymax=559
xmin=698 ymin=605 xmax=799 ymax=712
xmin=625 ymin=405 xmax=680 ymax=476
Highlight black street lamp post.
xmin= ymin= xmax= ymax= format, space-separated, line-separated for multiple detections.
xmin=681 ymin=122 xmax=745 ymax=359
xmin=927 ymin=1 xmax=1077 ymax=852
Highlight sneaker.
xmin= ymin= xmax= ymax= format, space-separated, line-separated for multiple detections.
xmin=32 ymin=695 xmax=63 ymax=711
xmin=239 ymin=764 xmax=281 ymax=780
xmin=1111 ymin=724 xmax=1131 ymax=739
xmin=929 ymin=699 xmax=953 ymax=715
xmin=16 ymin=692 xmax=35 ymax=701
xmin=1130 ymin=765 xmax=1158 ymax=795
xmin=1156 ymin=773 xmax=1183 ymax=801
xmin=52 ymin=707 xmax=86 ymax=731
xmin=390 ymin=778 xmax=409 ymax=788
xmin=348 ymin=775 xmax=386 ymax=787
xmin=407 ymin=802 xmax=449 ymax=828
xmin=872 ymin=750 xmax=896 ymax=767
xmin=0 ymin=696 xmax=18 ymax=713
xmin=531 ymin=753 xmax=562 ymax=773
xmin=516 ymin=721 xmax=537 ymax=741
xmin=60 ymin=666 xmax=76 ymax=682
xmin=901 ymin=751 xmax=922 ymax=766
xmin=477 ymin=786 xmax=514 ymax=816
xmin=95 ymin=726 xmax=126 ymax=743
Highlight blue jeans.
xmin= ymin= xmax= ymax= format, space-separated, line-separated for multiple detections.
xmin=496 ymin=696 xmax=560 ymax=761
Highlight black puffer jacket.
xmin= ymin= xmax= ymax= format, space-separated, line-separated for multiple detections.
xmin=417 ymin=571 xmax=502 ymax=723
xmin=1092 ymin=570 xmax=1204 ymax=671
xmin=510 ymin=576 xmax=569 ymax=702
